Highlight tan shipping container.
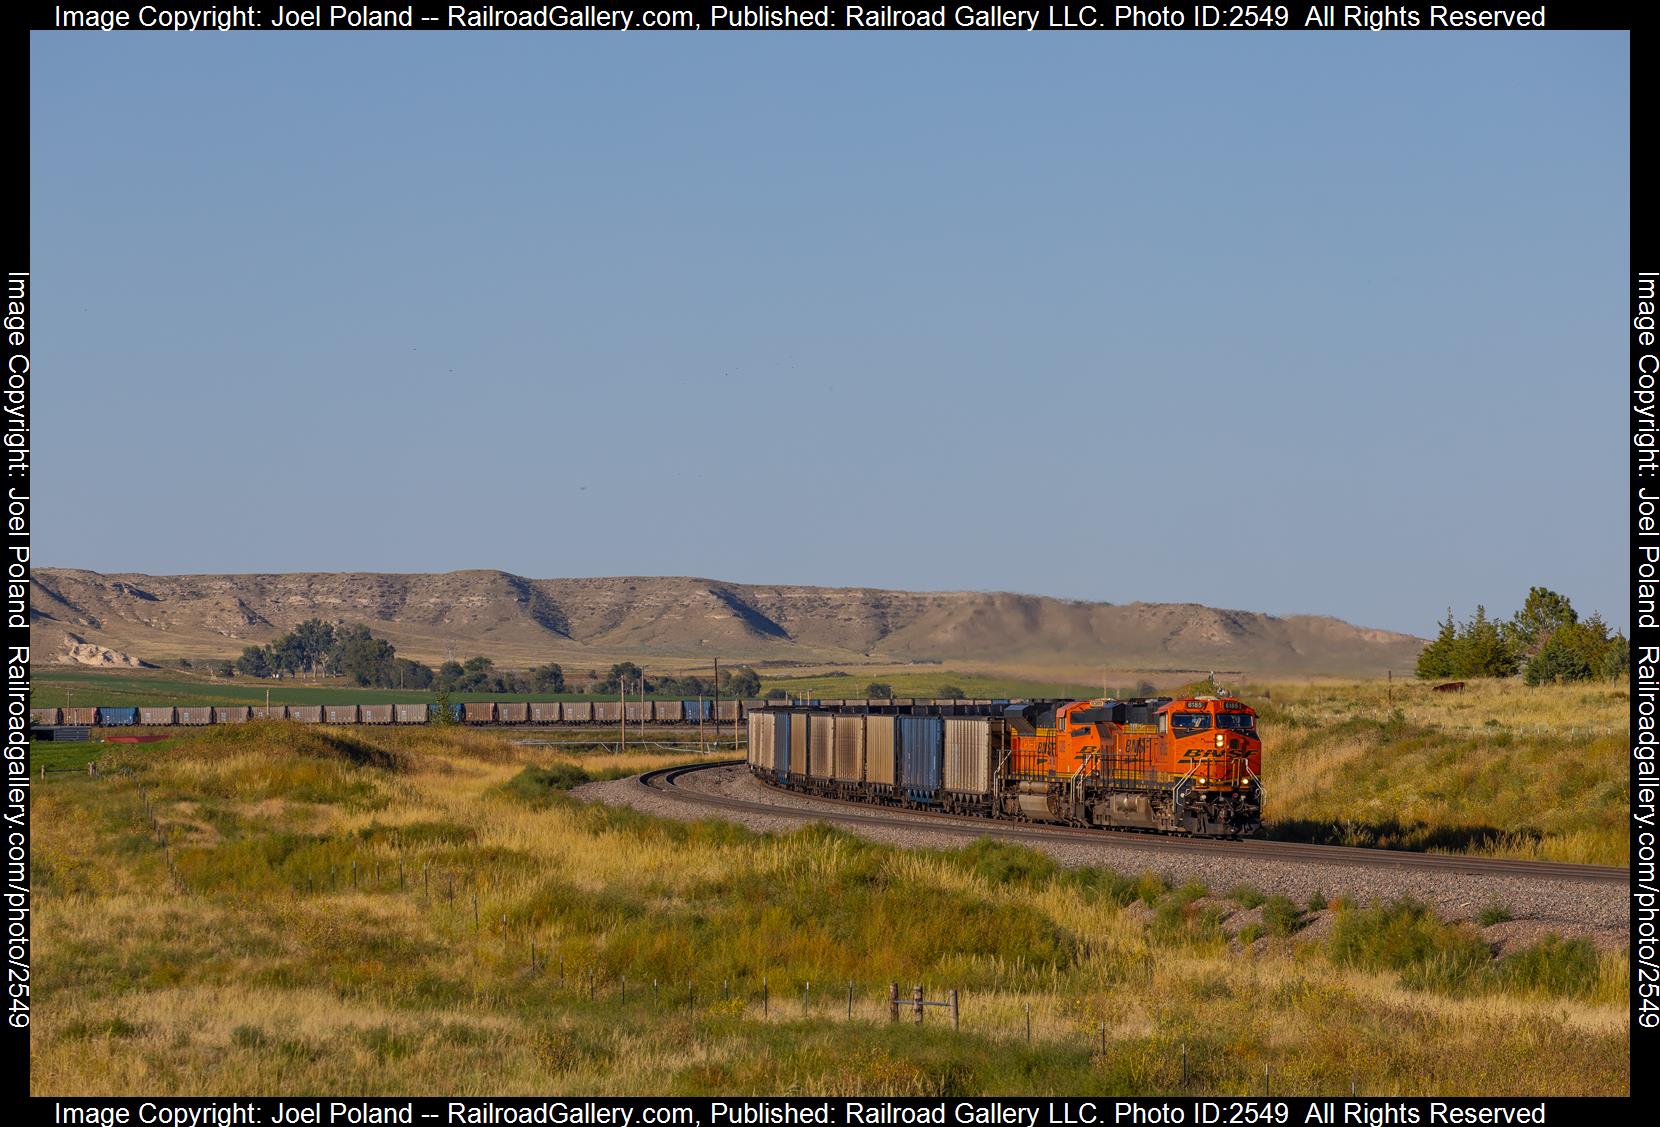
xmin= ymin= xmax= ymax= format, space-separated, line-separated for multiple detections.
xmin=565 ymin=701 xmax=595 ymax=723
xmin=716 ymin=700 xmax=741 ymax=722
xmin=832 ymin=714 xmax=865 ymax=783
xmin=864 ymin=716 xmax=897 ymax=787
xmin=140 ymin=706 xmax=175 ymax=726
xmin=177 ymin=707 xmax=214 ymax=726
xmin=213 ymin=706 xmax=251 ymax=724
xmin=288 ymin=705 xmax=324 ymax=723
xmin=462 ymin=702 xmax=495 ymax=724
xmin=497 ymin=702 xmax=529 ymax=724
xmin=529 ymin=702 xmax=562 ymax=723
xmin=594 ymin=701 xmax=622 ymax=723
xmin=64 ymin=707 xmax=99 ymax=726
xmin=359 ymin=705 xmax=395 ymax=724
xmin=324 ymin=704 xmax=359 ymax=724
xmin=653 ymin=700 xmax=684 ymax=723
xmin=809 ymin=714 xmax=836 ymax=780
xmin=747 ymin=711 xmax=770 ymax=769
xmin=394 ymin=703 xmax=429 ymax=724
xmin=29 ymin=708 xmax=60 ymax=726
xmin=624 ymin=700 xmax=651 ymax=723
xmin=943 ymin=716 xmax=997 ymax=795
xmin=250 ymin=705 xmax=285 ymax=721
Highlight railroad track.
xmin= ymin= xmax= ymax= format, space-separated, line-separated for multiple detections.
xmin=638 ymin=760 xmax=1628 ymax=885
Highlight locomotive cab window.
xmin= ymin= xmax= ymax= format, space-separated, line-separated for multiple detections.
xmin=1216 ymin=712 xmax=1255 ymax=730
xmin=1170 ymin=712 xmax=1212 ymax=732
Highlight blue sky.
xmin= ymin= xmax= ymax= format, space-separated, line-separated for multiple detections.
xmin=30 ymin=32 xmax=1629 ymax=636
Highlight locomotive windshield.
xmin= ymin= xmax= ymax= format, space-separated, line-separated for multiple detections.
xmin=1170 ymin=712 xmax=1211 ymax=732
xmin=1215 ymin=713 xmax=1256 ymax=730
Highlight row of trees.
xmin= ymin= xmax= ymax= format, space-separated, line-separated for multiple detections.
xmin=591 ymin=661 xmax=761 ymax=699
xmin=235 ymin=620 xmax=435 ymax=689
xmin=1416 ymin=587 xmax=1628 ymax=685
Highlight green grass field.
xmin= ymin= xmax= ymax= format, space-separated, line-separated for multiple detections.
xmin=30 ymin=721 xmax=1628 ymax=1096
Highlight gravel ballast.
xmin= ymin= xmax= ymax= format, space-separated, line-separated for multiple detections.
xmin=574 ymin=765 xmax=1627 ymax=947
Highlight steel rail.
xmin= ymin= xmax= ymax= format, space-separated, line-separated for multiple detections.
xmin=638 ymin=761 xmax=1627 ymax=885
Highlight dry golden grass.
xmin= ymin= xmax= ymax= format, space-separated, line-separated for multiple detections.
xmin=1248 ymin=678 xmax=1628 ymax=865
xmin=31 ymin=722 xmax=1628 ymax=1096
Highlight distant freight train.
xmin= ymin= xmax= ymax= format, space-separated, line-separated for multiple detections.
xmin=747 ymin=696 xmax=1263 ymax=838
xmin=27 ymin=697 xmax=1013 ymax=728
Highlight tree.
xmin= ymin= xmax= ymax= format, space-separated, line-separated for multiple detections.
xmin=1416 ymin=609 xmax=1459 ymax=679
xmin=235 ymin=645 xmax=271 ymax=678
xmin=330 ymin=625 xmax=396 ymax=687
xmin=1459 ymin=606 xmax=1517 ymax=678
xmin=292 ymin=619 xmax=336 ymax=676
xmin=531 ymin=662 xmax=565 ymax=693
xmin=864 ymin=682 xmax=893 ymax=699
xmin=598 ymin=661 xmax=644 ymax=694
xmin=1599 ymin=634 xmax=1630 ymax=681
xmin=1505 ymin=586 xmax=1578 ymax=659
xmin=211 ymin=660 xmax=235 ymax=678
xmin=764 ymin=687 xmax=787 ymax=700
xmin=937 ymin=684 xmax=965 ymax=700
xmin=723 ymin=667 xmax=761 ymax=698
xmin=1523 ymin=633 xmax=1592 ymax=686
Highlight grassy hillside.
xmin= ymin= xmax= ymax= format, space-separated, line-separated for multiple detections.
xmin=32 ymin=723 xmax=1626 ymax=1095
xmin=1247 ymin=679 xmax=1628 ymax=866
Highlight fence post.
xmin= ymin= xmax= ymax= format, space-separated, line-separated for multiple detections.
xmin=1182 ymin=1043 xmax=1188 ymax=1089
xmin=950 ymin=989 xmax=959 ymax=1031
xmin=888 ymin=982 xmax=899 ymax=1023
xmin=847 ymin=981 xmax=854 ymax=1020
xmin=621 ymin=974 xmax=627 ymax=1003
xmin=1024 ymin=1003 xmax=1031 ymax=1043
xmin=763 ymin=976 xmax=769 ymax=1017
xmin=912 ymin=984 xmax=924 ymax=1025
xmin=804 ymin=981 xmax=810 ymax=1015
xmin=1099 ymin=1021 xmax=1105 ymax=1056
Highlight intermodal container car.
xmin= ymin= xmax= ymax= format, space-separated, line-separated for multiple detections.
xmin=213 ymin=706 xmax=251 ymax=724
xmin=463 ymin=702 xmax=495 ymax=724
xmin=832 ymin=714 xmax=865 ymax=783
xmin=864 ymin=715 xmax=897 ymax=789
xmin=897 ymin=715 xmax=942 ymax=802
xmin=565 ymin=701 xmax=596 ymax=723
xmin=529 ymin=702 xmax=562 ymax=724
xmin=29 ymin=708 xmax=60 ymax=726
xmin=943 ymin=716 xmax=997 ymax=796
xmin=654 ymin=700 xmax=685 ymax=724
xmin=497 ymin=702 xmax=529 ymax=724
xmin=324 ymin=704 xmax=359 ymax=724
xmin=177 ymin=707 xmax=214 ymax=726
xmin=99 ymin=707 xmax=140 ymax=726
xmin=360 ymin=705 xmax=395 ymax=725
xmin=394 ymin=703 xmax=429 ymax=724
xmin=289 ymin=705 xmax=324 ymax=723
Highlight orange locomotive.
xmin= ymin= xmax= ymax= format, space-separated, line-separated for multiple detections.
xmin=999 ymin=695 xmax=1262 ymax=836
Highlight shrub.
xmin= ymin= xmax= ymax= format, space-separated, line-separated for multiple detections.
xmin=1477 ymin=902 xmax=1514 ymax=926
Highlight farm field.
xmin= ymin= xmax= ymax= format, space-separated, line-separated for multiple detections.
xmin=31 ymin=720 xmax=1627 ymax=1095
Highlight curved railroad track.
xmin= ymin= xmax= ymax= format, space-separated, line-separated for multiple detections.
xmin=639 ymin=760 xmax=1628 ymax=885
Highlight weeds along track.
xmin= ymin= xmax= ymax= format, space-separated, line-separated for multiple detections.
xmin=638 ymin=761 xmax=1627 ymax=886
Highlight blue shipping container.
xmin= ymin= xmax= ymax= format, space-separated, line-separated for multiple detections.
xmin=776 ymin=711 xmax=792 ymax=777
xmin=98 ymin=707 xmax=139 ymax=726
xmin=897 ymin=715 xmax=943 ymax=803
xmin=429 ymin=702 xmax=465 ymax=721
xmin=683 ymin=700 xmax=713 ymax=722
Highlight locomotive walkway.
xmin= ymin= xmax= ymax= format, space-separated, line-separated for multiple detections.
xmin=638 ymin=760 xmax=1627 ymax=886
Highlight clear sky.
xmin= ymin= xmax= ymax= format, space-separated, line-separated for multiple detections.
xmin=30 ymin=31 xmax=1629 ymax=636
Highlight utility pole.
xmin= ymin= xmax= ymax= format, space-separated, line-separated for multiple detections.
xmin=620 ymin=677 xmax=626 ymax=756
xmin=713 ymin=657 xmax=719 ymax=754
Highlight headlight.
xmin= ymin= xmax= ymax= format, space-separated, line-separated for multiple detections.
xmin=1215 ymin=733 xmax=1226 ymax=748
